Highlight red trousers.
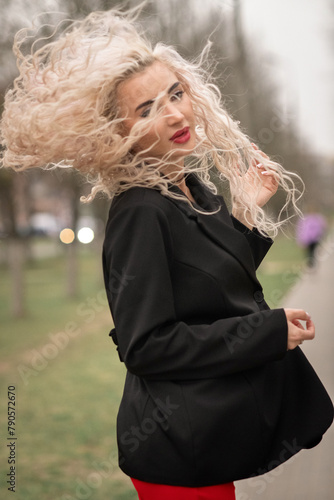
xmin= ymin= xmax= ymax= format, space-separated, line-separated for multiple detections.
xmin=131 ymin=478 xmax=236 ymax=500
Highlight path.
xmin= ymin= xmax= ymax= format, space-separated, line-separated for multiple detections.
xmin=235 ymin=235 xmax=334 ymax=500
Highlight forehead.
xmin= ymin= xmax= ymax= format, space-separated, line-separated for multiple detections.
xmin=117 ymin=62 xmax=178 ymax=112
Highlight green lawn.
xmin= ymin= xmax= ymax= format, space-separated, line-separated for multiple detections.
xmin=0 ymin=235 xmax=305 ymax=499
xmin=257 ymin=233 xmax=306 ymax=308
xmin=0 ymin=245 xmax=136 ymax=500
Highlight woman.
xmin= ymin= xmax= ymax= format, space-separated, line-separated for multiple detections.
xmin=1 ymin=8 xmax=333 ymax=500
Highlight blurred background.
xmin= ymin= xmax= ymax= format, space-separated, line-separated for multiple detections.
xmin=0 ymin=1 xmax=333 ymax=499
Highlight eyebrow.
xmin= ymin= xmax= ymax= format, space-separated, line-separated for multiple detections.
xmin=135 ymin=81 xmax=181 ymax=112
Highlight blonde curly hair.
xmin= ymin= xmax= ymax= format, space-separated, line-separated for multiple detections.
xmin=0 ymin=6 xmax=303 ymax=236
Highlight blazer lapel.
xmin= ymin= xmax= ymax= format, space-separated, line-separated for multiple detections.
xmin=168 ymin=173 xmax=262 ymax=288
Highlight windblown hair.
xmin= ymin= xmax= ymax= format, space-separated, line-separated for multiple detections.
xmin=0 ymin=6 xmax=303 ymax=236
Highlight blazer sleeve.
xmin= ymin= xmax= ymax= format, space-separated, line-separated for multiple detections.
xmin=230 ymin=214 xmax=273 ymax=269
xmin=103 ymin=201 xmax=288 ymax=381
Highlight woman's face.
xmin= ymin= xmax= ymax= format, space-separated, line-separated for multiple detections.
xmin=117 ymin=61 xmax=196 ymax=164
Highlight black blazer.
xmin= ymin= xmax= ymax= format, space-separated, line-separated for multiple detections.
xmin=102 ymin=173 xmax=333 ymax=487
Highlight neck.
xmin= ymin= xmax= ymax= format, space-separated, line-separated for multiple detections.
xmin=161 ymin=163 xmax=195 ymax=203
xmin=162 ymin=160 xmax=184 ymax=181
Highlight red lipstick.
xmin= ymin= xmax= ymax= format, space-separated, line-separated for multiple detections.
xmin=170 ymin=127 xmax=191 ymax=144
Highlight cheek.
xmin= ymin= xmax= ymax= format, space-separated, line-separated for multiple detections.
xmin=182 ymin=94 xmax=195 ymax=120
xmin=187 ymin=103 xmax=195 ymax=124
xmin=137 ymin=134 xmax=161 ymax=152
xmin=137 ymin=123 xmax=166 ymax=150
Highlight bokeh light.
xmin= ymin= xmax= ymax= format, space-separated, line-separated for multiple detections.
xmin=77 ymin=227 xmax=94 ymax=244
xmin=59 ymin=228 xmax=75 ymax=244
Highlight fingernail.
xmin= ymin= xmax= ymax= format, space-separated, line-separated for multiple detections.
xmin=261 ymin=171 xmax=271 ymax=175
xmin=306 ymin=312 xmax=311 ymax=319
xmin=256 ymin=163 xmax=263 ymax=168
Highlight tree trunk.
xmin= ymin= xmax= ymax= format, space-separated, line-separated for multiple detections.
xmin=61 ymin=170 xmax=82 ymax=299
xmin=7 ymin=238 xmax=26 ymax=318
xmin=66 ymin=240 xmax=79 ymax=298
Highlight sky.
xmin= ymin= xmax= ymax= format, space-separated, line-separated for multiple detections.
xmin=239 ymin=0 xmax=334 ymax=157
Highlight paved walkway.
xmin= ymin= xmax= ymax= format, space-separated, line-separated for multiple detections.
xmin=235 ymin=235 xmax=334 ymax=500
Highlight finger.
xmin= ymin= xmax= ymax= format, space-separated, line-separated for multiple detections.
xmin=258 ymin=150 xmax=269 ymax=160
xmin=288 ymin=338 xmax=305 ymax=350
xmin=294 ymin=320 xmax=315 ymax=341
xmin=251 ymin=143 xmax=269 ymax=160
xmin=234 ymin=163 xmax=242 ymax=177
xmin=250 ymin=162 xmax=280 ymax=184
xmin=249 ymin=152 xmax=263 ymax=169
xmin=258 ymin=168 xmax=280 ymax=183
xmin=253 ymin=161 xmax=264 ymax=169
xmin=284 ymin=308 xmax=311 ymax=322
xmin=304 ymin=318 xmax=315 ymax=338
xmin=260 ymin=171 xmax=279 ymax=180
xmin=292 ymin=319 xmax=304 ymax=329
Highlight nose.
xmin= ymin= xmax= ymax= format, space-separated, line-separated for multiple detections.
xmin=164 ymin=102 xmax=184 ymax=124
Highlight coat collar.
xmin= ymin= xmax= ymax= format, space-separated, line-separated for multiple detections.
xmin=168 ymin=173 xmax=262 ymax=288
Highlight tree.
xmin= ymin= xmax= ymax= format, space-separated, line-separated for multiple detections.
xmin=1 ymin=0 xmax=327 ymax=318
xmin=0 ymin=167 xmax=32 ymax=317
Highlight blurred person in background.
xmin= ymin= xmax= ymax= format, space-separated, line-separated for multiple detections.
xmin=1 ymin=6 xmax=333 ymax=500
xmin=296 ymin=209 xmax=327 ymax=268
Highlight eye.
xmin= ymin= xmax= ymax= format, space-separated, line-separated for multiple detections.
xmin=140 ymin=107 xmax=151 ymax=118
xmin=170 ymin=90 xmax=184 ymax=102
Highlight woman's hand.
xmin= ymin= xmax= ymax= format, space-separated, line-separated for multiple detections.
xmin=245 ymin=143 xmax=279 ymax=208
xmin=284 ymin=308 xmax=315 ymax=350
xmin=232 ymin=144 xmax=279 ymax=229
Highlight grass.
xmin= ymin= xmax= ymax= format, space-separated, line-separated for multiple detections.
xmin=0 ymin=235 xmax=306 ymax=499
xmin=257 ymin=233 xmax=306 ymax=308
xmin=0 ymin=243 xmax=136 ymax=500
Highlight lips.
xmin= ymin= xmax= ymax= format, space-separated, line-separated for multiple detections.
xmin=170 ymin=127 xmax=191 ymax=144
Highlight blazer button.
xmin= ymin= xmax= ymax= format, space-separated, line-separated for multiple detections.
xmin=254 ymin=290 xmax=264 ymax=303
